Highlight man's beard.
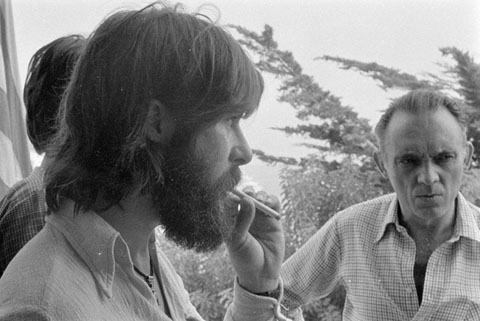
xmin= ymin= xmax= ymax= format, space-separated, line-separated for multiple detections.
xmin=153 ymin=139 xmax=241 ymax=252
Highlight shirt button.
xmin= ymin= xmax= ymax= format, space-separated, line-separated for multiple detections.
xmin=406 ymin=287 xmax=413 ymax=294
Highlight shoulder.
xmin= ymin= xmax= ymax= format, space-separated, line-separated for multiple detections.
xmin=1 ymin=167 xmax=44 ymax=198
xmin=324 ymin=193 xmax=396 ymax=245
xmin=0 ymin=225 xmax=85 ymax=311
xmin=303 ymin=194 xmax=395 ymax=249
xmin=462 ymin=196 xmax=480 ymax=215
xmin=459 ymin=193 xmax=480 ymax=226
xmin=0 ymin=168 xmax=47 ymax=220
xmin=334 ymin=193 xmax=395 ymax=224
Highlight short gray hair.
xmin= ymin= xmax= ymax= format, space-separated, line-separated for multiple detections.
xmin=374 ymin=89 xmax=468 ymax=151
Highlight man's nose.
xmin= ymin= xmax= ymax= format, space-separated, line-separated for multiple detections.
xmin=229 ymin=130 xmax=253 ymax=166
xmin=417 ymin=161 xmax=439 ymax=185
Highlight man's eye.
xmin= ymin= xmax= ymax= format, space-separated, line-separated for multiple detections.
xmin=435 ymin=154 xmax=455 ymax=163
xmin=226 ymin=116 xmax=241 ymax=124
xmin=226 ymin=113 xmax=246 ymax=125
xmin=399 ymin=157 xmax=417 ymax=165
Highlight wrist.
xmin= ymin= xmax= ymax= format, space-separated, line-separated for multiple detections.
xmin=253 ymin=286 xmax=281 ymax=299
xmin=237 ymin=277 xmax=279 ymax=296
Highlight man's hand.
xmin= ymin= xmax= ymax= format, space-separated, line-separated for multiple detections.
xmin=225 ymin=188 xmax=285 ymax=294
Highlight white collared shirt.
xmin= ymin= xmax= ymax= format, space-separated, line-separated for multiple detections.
xmin=0 ymin=204 xmax=282 ymax=320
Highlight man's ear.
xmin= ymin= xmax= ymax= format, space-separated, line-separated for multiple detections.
xmin=145 ymin=99 xmax=175 ymax=145
xmin=373 ymin=151 xmax=388 ymax=179
xmin=464 ymin=141 xmax=474 ymax=170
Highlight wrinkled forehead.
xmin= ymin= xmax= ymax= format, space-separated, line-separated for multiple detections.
xmin=383 ymin=108 xmax=467 ymax=154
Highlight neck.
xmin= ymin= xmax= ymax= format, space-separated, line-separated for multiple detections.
xmin=399 ymin=205 xmax=456 ymax=245
xmin=97 ymin=192 xmax=160 ymax=272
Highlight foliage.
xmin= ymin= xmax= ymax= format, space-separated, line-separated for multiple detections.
xmin=438 ymin=47 xmax=480 ymax=166
xmin=156 ymin=231 xmax=234 ymax=321
xmin=460 ymin=168 xmax=480 ymax=206
xmin=320 ymin=55 xmax=440 ymax=91
xmin=302 ymin=297 xmax=343 ymax=321
xmin=438 ymin=47 xmax=480 ymax=109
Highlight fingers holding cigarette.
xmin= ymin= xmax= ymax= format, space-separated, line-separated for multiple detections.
xmin=231 ymin=188 xmax=281 ymax=220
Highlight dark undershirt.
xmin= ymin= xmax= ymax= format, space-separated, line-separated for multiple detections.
xmin=413 ymin=262 xmax=427 ymax=304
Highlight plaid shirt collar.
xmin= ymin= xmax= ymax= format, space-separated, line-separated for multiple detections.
xmin=375 ymin=192 xmax=480 ymax=243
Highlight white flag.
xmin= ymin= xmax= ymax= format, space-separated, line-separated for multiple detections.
xmin=0 ymin=0 xmax=32 ymax=198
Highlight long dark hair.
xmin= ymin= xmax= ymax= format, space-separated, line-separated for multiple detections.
xmin=23 ymin=34 xmax=85 ymax=154
xmin=45 ymin=2 xmax=264 ymax=213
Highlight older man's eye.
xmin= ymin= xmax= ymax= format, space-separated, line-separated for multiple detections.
xmin=434 ymin=153 xmax=455 ymax=163
xmin=399 ymin=157 xmax=418 ymax=166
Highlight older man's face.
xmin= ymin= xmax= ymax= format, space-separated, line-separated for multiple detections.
xmin=378 ymin=106 xmax=472 ymax=226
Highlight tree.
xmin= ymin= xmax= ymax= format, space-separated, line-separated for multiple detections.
xmin=230 ymin=25 xmax=377 ymax=163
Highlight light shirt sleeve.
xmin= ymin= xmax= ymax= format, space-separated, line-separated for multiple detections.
xmin=281 ymin=215 xmax=342 ymax=312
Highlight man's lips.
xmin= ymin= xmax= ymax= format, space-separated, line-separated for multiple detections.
xmin=417 ymin=194 xmax=439 ymax=198
xmin=415 ymin=193 xmax=443 ymax=205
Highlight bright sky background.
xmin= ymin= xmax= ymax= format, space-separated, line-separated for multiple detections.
xmin=10 ymin=0 xmax=480 ymax=195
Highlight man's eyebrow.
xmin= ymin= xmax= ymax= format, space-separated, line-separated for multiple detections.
xmin=395 ymin=149 xmax=420 ymax=156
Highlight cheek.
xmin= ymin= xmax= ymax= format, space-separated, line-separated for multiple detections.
xmin=388 ymin=167 xmax=414 ymax=191
xmin=449 ymin=165 xmax=465 ymax=184
xmin=195 ymin=130 xmax=229 ymax=167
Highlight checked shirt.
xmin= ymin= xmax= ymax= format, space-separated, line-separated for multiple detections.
xmin=0 ymin=166 xmax=47 ymax=276
xmin=282 ymin=193 xmax=480 ymax=321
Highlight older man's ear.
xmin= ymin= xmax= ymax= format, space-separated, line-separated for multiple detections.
xmin=373 ymin=151 xmax=388 ymax=179
xmin=464 ymin=142 xmax=474 ymax=170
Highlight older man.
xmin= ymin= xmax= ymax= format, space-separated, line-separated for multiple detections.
xmin=279 ymin=90 xmax=479 ymax=320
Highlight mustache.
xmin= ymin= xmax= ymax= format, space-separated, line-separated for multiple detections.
xmin=215 ymin=166 xmax=242 ymax=196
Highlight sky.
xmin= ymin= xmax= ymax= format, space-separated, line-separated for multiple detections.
xmin=10 ymin=0 xmax=480 ymax=196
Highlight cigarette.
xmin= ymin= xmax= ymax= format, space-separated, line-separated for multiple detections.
xmin=231 ymin=189 xmax=281 ymax=220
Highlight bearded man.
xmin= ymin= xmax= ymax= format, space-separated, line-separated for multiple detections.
xmin=0 ymin=3 xmax=284 ymax=320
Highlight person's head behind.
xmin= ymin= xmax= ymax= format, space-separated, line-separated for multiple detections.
xmin=374 ymin=89 xmax=473 ymax=224
xmin=24 ymin=34 xmax=85 ymax=154
xmin=45 ymin=2 xmax=264 ymax=244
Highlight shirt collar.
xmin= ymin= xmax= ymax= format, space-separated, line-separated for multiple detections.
xmin=45 ymin=201 xmax=124 ymax=298
xmin=375 ymin=192 xmax=480 ymax=243
xmin=375 ymin=193 xmax=401 ymax=243
xmin=451 ymin=193 xmax=480 ymax=243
